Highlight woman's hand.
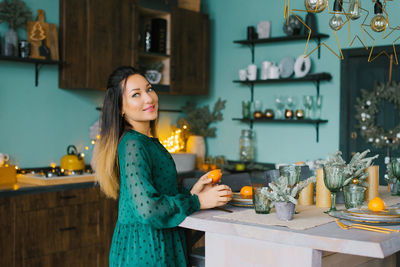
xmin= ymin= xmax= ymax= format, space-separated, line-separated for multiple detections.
xmin=190 ymin=172 xmax=214 ymax=195
xmin=197 ymin=184 xmax=232 ymax=209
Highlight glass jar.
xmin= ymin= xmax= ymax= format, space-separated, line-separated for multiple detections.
xmin=239 ymin=129 xmax=255 ymax=162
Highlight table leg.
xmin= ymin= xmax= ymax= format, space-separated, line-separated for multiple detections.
xmin=205 ymin=232 xmax=322 ymax=267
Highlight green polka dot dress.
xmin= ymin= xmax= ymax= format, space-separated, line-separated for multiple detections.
xmin=109 ymin=129 xmax=200 ymax=267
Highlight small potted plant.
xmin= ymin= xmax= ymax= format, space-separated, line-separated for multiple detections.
xmin=0 ymin=0 xmax=32 ymax=56
xmin=177 ymin=98 xmax=226 ymax=169
xmin=261 ymin=175 xmax=316 ymax=221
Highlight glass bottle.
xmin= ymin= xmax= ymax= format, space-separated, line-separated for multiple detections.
xmin=239 ymin=129 xmax=255 ymax=162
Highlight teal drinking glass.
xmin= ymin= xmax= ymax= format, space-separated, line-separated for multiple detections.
xmin=323 ymin=164 xmax=345 ymax=212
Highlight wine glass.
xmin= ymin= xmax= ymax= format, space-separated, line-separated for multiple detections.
xmin=323 ymin=164 xmax=345 ymax=213
xmin=315 ymin=95 xmax=323 ymax=119
xmin=303 ymin=95 xmax=314 ymax=119
xmin=274 ymin=95 xmax=285 ymax=119
xmin=279 ymin=165 xmax=301 ymax=187
xmin=286 ymin=96 xmax=297 ymax=110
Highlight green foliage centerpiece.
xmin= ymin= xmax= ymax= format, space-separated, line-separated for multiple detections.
xmin=319 ymin=150 xmax=378 ymax=210
xmin=261 ymin=175 xmax=316 ymax=221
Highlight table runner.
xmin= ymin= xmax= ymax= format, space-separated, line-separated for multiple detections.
xmin=214 ymin=186 xmax=400 ymax=230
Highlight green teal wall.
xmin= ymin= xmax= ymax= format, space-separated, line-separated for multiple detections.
xmin=201 ymin=0 xmax=400 ymax=164
xmin=1 ymin=0 xmax=399 ymax=168
xmin=0 ymin=0 xmax=190 ymax=168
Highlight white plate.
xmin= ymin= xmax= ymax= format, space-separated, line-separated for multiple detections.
xmin=294 ymin=55 xmax=311 ymax=78
xmin=231 ymin=192 xmax=253 ymax=204
xmin=279 ymin=57 xmax=295 ymax=78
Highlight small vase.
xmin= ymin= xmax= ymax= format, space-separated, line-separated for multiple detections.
xmin=274 ymin=202 xmax=295 ymax=221
xmin=4 ymin=28 xmax=18 ymax=57
xmin=343 ymin=184 xmax=366 ymax=209
xmin=186 ymin=135 xmax=206 ymax=169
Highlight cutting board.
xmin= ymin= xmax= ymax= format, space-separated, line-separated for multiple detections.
xmin=17 ymin=174 xmax=95 ymax=185
xmin=27 ymin=9 xmax=59 ymax=60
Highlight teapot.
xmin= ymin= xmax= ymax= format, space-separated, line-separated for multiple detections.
xmin=60 ymin=145 xmax=85 ymax=171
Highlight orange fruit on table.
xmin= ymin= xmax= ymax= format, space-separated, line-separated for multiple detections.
xmin=240 ymin=186 xmax=253 ymax=199
xmin=208 ymin=169 xmax=222 ymax=183
xmin=368 ymin=197 xmax=386 ymax=212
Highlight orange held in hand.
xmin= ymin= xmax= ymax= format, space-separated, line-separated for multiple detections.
xmin=368 ymin=197 xmax=386 ymax=212
xmin=240 ymin=186 xmax=253 ymax=199
xmin=208 ymin=169 xmax=222 ymax=183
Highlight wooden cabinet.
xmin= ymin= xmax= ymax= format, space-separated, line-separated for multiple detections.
xmin=59 ymin=0 xmax=137 ymax=89
xmin=0 ymin=186 xmax=118 ymax=267
xmin=0 ymin=198 xmax=14 ymax=267
xmin=59 ymin=0 xmax=209 ymax=94
xmin=171 ymin=8 xmax=209 ymax=95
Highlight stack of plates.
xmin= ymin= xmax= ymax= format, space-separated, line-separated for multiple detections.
xmin=230 ymin=192 xmax=253 ymax=208
xmin=329 ymin=208 xmax=400 ymax=225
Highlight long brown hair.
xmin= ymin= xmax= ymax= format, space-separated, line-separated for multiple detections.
xmin=92 ymin=66 xmax=157 ymax=199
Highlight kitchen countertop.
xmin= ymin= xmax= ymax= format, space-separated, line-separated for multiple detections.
xmin=0 ymin=181 xmax=97 ymax=197
xmin=180 ymin=189 xmax=400 ymax=266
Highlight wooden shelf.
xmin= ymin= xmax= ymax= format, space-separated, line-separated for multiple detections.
xmin=233 ymin=72 xmax=332 ymax=84
xmin=233 ymin=118 xmax=328 ymax=142
xmin=0 ymin=55 xmax=61 ymax=64
xmin=0 ymin=55 xmax=62 ymax=86
xmin=139 ymin=51 xmax=170 ymax=58
xmin=233 ymin=118 xmax=328 ymax=123
xmin=233 ymin=33 xmax=329 ymax=45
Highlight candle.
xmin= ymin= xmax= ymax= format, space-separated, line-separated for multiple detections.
xmin=365 ymin=165 xmax=379 ymax=202
xmin=298 ymin=182 xmax=314 ymax=206
xmin=316 ymin=168 xmax=331 ymax=208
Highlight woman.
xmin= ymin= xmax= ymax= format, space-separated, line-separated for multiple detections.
xmin=92 ymin=66 xmax=232 ymax=267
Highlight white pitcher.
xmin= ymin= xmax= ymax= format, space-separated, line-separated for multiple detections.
xmin=0 ymin=153 xmax=9 ymax=167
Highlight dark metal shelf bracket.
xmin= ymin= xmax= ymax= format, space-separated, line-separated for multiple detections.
xmin=317 ymin=37 xmax=321 ymax=59
xmin=316 ymin=122 xmax=320 ymax=143
xmin=34 ymin=63 xmax=44 ymax=87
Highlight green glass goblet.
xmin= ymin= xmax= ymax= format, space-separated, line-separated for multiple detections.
xmin=279 ymin=165 xmax=301 ymax=187
xmin=323 ymin=164 xmax=345 ymax=213
xmin=388 ymin=158 xmax=400 ymax=195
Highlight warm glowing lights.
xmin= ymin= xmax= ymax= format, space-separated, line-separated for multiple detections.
xmin=96 ymin=134 xmax=100 ymax=140
xmin=91 ymin=140 xmax=96 ymax=145
xmin=161 ymin=129 xmax=185 ymax=153
xmin=85 ymin=146 xmax=89 ymax=150
xmin=80 ymin=153 xmax=85 ymax=158
xmin=50 ymin=162 xmax=57 ymax=168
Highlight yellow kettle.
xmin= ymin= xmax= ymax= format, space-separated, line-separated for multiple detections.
xmin=60 ymin=145 xmax=85 ymax=171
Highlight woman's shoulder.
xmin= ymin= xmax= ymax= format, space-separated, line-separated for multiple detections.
xmin=118 ymin=130 xmax=151 ymax=150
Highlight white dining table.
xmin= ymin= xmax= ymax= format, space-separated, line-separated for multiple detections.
xmin=180 ymin=199 xmax=400 ymax=266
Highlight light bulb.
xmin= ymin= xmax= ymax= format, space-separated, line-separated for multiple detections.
xmin=329 ymin=12 xmax=345 ymax=30
xmin=370 ymin=1 xmax=387 ymax=32
xmin=348 ymin=0 xmax=362 ymax=20
xmin=304 ymin=0 xmax=327 ymax=13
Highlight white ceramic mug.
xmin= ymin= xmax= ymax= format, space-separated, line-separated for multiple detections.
xmin=239 ymin=69 xmax=247 ymax=81
xmin=268 ymin=63 xmax=280 ymax=79
xmin=247 ymin=64 xmax=257 ymax=81
xmin=0 ymin=153 xmax=9 ymax=166
xmin=261 ymin=61 xmax=272 ymax=80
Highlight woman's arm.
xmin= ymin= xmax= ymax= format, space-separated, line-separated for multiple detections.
xmin=120 ymin=138 xmax=200 ymax=229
